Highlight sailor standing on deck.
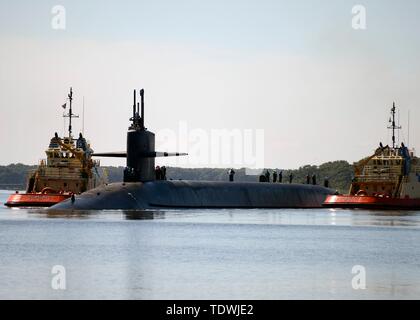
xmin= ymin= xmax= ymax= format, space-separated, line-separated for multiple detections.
xmin=264 ymin=170 xmax=270 ymax=183
xmin=228 ymin=168 xmax=235 ymax=182
xmin=278 ymin=171 xmax=283 ymax=183
xmin=155 ymin=166 xmax=162 ymax=180
xmin=272 ymin=171 xmax=278 ymax=183
xmin=76 ymin=133 xmax=87 ymax=151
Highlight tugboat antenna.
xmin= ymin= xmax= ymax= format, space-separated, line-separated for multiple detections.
xmin=387 ymin=102 xmax=402 ymax=149
xmin=63 ymin=87 xmax=79 ymax=139
xmin=408 ymin=110 xmax=410 ymax=147
xmin=69 ymin=87 xmax=73 ymax=137
xmin=398 ymin=108 xmax=400 ymax=147
xmin=82 ymin=96 xmax=85 ymax=136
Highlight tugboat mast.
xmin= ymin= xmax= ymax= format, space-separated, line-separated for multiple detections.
xmin=64 ymin=87 xmax=79 ymax=139
xmin=388 ymin=102 xmax=402 ymax=149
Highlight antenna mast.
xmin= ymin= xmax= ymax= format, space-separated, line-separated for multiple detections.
xmin=140 ymin=88 xmax=145 ymax=129
xmin=408 ymin=110 xmax=410 ymax=147
xmin=82 ymin=96 xmax=85 ymax=136
xmin=387 ymin=102 xmax=402 ymax=149
xmin=68 ymin=87 xmax=73 ymax=137
xmin=129 ymin=88 xmax=145 ymax=131
xmin=63 ymin=87 xmax=79 ymax=139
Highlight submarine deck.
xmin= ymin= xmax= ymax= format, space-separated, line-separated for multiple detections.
xmin=50 ymin=180 xmax=335 ymax=210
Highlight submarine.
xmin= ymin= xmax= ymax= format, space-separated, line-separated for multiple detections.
xmin=51 ymin=89 xmax=334 ymax=210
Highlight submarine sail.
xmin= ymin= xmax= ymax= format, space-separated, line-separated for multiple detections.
xmin=91 ymin=89 xmax=187 ymax=183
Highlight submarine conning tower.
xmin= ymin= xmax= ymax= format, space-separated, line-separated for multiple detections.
xmin=93 ymin=89 xmax=187 ymax=183
xmin=124 ymin=89 xmax=155 ymax=182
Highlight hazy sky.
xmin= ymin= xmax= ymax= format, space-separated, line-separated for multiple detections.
xmin=0 ymin=0 xmax=419 ymax=169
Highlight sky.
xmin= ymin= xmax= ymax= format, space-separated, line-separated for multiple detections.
xmin=0 ymin=0 xmax=419 ymax=169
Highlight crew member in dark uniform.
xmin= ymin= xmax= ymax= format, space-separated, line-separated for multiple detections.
xmin=264 ymin=170 xmax=270 ymax=183
xmin=289 ymin=173 xmax=293 ymax=184
xmin=272 ymin=171 xmax=278 ymax=183
xmin=306 ymin=174 xmax=311 ymax=184
xmin=155 ymin=166 xmax=162 ymax=180
xmin=76 ymin=133 xmax=87 ymax=151
xmin=228 ymin=168 xmax=235 ymax=182
xmin=278 ymin=171 xmax=283 ymax=183
xmin=161 ymin=166 xmax=167 ymax=180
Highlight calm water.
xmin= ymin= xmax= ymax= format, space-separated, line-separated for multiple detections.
xmin=1 ymin=190 xmax=420 ymax=300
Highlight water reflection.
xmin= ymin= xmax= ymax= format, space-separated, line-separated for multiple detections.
xmin=32 ymin=208 xmax=99 ymax=219
xmin=347 ymin=210 xmax=420 ymax=228
xmin=122 ymin=210 xmax=165 ymax=220
xmin=39 ymin=208 xmax=166 ymax=221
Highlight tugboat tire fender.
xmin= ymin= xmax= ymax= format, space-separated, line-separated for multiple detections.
xmin=356 ymin=190 xmax=368 ymax=197
xmin=41 ymin=187 xmax=56 ymax=194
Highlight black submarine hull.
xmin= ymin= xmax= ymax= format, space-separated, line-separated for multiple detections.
xmin=50 ymin=181 xmax=335 ymax=210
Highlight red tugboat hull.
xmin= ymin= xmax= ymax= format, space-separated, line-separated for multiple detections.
xmin=5 ymin=193 xmax=71 ymax=207
xmin=323 ymin=195 xmax=420 ymax=210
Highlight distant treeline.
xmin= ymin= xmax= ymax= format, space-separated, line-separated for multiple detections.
xmin=0 ymin=161 xmax=354 ymax=193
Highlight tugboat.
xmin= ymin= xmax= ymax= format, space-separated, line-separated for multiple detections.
xmin=324 ymin=103 xmax=420 ymax=209
xmin=5 ymin=88 xmax=104 ymax=207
